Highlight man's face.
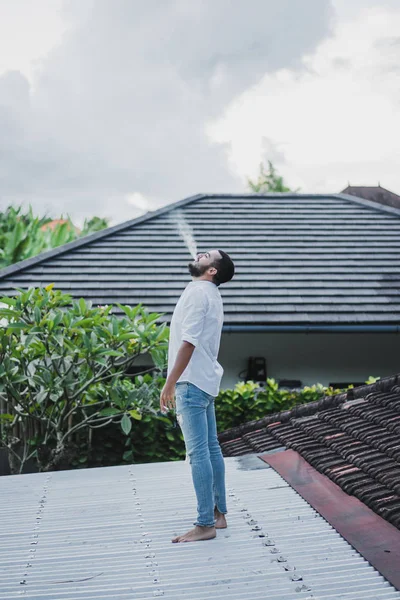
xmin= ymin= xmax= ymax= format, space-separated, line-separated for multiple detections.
xmin=188 ymin=249 xmax=221 ymax=278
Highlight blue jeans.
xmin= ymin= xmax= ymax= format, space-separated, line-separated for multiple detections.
xmin=175 ymin=381 xmax=228 ymax=527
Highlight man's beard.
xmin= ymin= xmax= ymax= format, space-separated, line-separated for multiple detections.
xmin=188 ymin=261 xmax=209 ymax=277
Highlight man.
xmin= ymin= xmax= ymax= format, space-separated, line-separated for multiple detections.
xmin=160 ymin=249 xmax=235 ymax=543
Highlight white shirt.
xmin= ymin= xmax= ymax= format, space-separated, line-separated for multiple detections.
xmin=167 ymin=280 xmax=224 ymax=397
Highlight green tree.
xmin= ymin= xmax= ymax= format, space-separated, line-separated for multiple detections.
xmin=81 ymin=216 xmax=110 ymax=235
xmin=0 ymin=285 xmax=168 ymax=473
xmin=0 ymin=205 xmax=110 ymax=268
xmin=247 ymin=160 xmax=299 ymax=193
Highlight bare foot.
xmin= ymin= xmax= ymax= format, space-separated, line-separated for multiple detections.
xmin=214 ymin=509 xmax=227 ymax=529
xmin=172 ymin=525 xmax=216 ymax=543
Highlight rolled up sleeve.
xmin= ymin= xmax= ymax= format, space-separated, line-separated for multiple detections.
xmin=180 ymin=289 xmax=208 ymax=347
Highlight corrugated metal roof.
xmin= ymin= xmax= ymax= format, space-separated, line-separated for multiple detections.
xmin=1 ymin=193 xmax=400 ymax=326
xmin=1 ymin=455 xmax=399 ymax=599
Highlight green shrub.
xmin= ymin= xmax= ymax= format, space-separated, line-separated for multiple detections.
xmin=78 ymin=376 xmax=379 ymax=467
xmin=0 ymin=282 xmax=380 ymax=472
xmin=0 ymin=286 xmax=168 ymax=473
xmin=214 ymin=379 xmax=343 ymax=431
xmin=77 ymin=374 xmax=186 ymax=468
xmin=0 ymin=205 xmax=109 ymax=268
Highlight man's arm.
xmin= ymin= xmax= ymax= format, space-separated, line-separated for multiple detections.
xmin=160 ymin=289 xmax=208 ymax=412
xmin=160 ymin=342 xmax=195 ymax=412
xmin=166 ymin=341 xmax=195 ymax=386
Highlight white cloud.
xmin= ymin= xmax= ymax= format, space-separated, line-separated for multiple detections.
xmin=0 ymin=0 xmax=332 ymax=225
xmin=207 ymin=4 xmax=400 ymax=193
xmin=0 ymin=0 xmax=68 ymax=83
xmin=126 ymin=192 xmax=150 ymax=212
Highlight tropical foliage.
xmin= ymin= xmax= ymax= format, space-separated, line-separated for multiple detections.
xmin=0 ymin=286 xmax=380 ymax=474
xmin=0 ymin=205 xmax=109 ymax=268
xmin=0 ymin=286 xmax=168 ymax=473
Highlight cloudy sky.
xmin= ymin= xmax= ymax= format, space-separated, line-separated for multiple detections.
xmin=0 ymin=0 xmax=399 ymax=226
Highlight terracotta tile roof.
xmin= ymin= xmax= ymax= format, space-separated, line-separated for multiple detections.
xmin=219 ymin=374 xmax=400 ymax=529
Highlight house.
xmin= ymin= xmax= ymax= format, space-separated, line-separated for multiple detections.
xmin=1 ymin=192 xmax=400 ymax=389
xmin=218 ymin=372 xmax=400 ymax=592
xmin=341 ymin=184 xmax=400 ymax=211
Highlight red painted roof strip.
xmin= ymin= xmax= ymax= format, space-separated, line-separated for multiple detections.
xmin=261 ymin=449 xmax=400 ymax=591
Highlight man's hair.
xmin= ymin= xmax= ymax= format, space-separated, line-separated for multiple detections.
xmin=211 ymin=250 xmax=235 ymax=286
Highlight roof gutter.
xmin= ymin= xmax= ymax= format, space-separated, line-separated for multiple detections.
xmin=222 ymin=325 xmax=400 ymax=333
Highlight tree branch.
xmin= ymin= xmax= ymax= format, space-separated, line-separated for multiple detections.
xmin=87 ymin=418 xmax=114 ymax=429
xmin=0 ymin=438 xmax=22 ymax=469
xmin=60 ymin=411 xmax=114 ymax=443
xmin=69 ymin=365 xmax=110 ymax=401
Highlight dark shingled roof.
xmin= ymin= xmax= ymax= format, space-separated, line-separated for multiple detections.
xmin=342 ymin=185 xmax=400 ymax=210
xmin=1 ymin=192 xmax=400 ymax=327
xmin=219 ymin=373 xmax=400 ymax=530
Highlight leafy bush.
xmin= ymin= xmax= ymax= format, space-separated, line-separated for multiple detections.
xmin=80 ymin=374 xmax=186 ymax=468
xmin=74 ymin=376 xmax=380 ymax=468
xmin=0 ymin=283 xmax=380 ymax=473
xmin=214 ymin=379 xmax=342 ymax=431
xmin=0 ymin=285 xmax=168 ymax=473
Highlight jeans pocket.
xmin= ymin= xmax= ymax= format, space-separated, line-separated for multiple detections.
xmin=175 ymin=382 xmax=189 ymax=401
xmin=186 ymin=383 xmax=209 ymax=408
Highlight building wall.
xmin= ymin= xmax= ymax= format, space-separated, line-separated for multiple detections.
xmin=218 ymin=332 xmax=400 ymax=390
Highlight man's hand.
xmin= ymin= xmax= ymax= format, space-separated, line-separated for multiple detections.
xmin=160 ymin=381 xmax=176 ymax=414
xmin=161 ymin=342 xmax=195 ymax=414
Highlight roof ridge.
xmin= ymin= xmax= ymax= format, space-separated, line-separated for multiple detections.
xmin=0 ymin=193 xmax=206 ymax=280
